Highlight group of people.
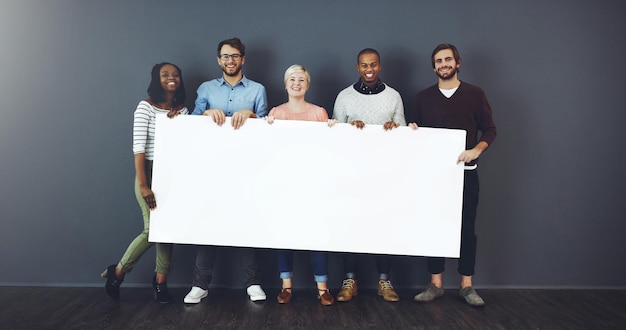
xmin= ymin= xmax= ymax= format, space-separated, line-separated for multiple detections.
xmin=101 ymin=37 xmax=497 ymax=308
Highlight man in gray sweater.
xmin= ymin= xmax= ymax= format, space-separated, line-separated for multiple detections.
xmin=332 ymin=48 xmax=406 ymax=302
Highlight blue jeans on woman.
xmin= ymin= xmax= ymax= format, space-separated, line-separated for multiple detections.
xmin=277 ymin=250 xmax=328 ymax=283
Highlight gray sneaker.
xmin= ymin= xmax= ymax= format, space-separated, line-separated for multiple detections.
xmin=459 ymin=286 xmax=485 ymax=306
xmin=413 ymin=283 xmax=444 ymax=302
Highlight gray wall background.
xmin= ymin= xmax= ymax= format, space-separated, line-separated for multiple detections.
xmin=1 ymin=0 xmax=625 ymax=290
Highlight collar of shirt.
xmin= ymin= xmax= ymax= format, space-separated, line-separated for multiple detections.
xmin=217 ymin=75 xmax=249 ymax=87
xmin=352 ymin=79 xmax=386 ymax=95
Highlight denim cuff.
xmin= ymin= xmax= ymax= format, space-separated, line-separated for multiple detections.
xmin=314 ymin=274 xmax=328 ymax=283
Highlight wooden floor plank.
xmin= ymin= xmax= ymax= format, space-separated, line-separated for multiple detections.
xmin=1 ymin=287 xmax=625 ymax=329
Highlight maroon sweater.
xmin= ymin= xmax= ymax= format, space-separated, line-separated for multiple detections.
xmin=415 ymin=81 xmax=497 ymax=166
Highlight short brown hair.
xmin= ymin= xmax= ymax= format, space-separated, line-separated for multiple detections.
xmin=217 ymin=37 xmax=245 ymax=57
xmin=431 ymin=43 xmax=461 ymax=68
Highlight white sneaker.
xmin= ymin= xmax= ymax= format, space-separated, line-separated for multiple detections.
xmin=246 ymin=284 xmax=266 ymax=301
xmin=184 ymin=286 xmax=208 ymax=304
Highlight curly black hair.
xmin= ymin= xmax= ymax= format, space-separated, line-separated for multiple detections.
xmin=147 ymin=62 xmax=186 ymax=107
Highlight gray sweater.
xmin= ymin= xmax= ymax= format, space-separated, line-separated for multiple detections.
xmin=332 ymin=84 xmax=406 ymax=125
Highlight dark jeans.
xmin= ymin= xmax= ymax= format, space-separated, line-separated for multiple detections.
xmin=427 ymin=170 xmax=480 ymax=276
xmin=342 ymin=253 xmax=391 ymax=278
xmin=192 ymin=246 xmax=261 ymax=289
xmin=277 ymin=249 xmax=328 ymax=281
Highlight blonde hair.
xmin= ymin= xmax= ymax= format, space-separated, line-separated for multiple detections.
xmin=284 ymin=64 xmax=310 ymax=84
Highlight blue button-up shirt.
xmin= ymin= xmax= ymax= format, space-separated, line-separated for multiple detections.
xmin=191 ymin=76 xmax=269 ymax=117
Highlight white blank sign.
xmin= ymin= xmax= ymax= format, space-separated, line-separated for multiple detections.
xmin=149 ymin=116 xmax=466 ymax=257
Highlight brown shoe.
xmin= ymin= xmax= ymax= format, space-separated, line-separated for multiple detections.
xmin=378 ymin=280 xmax=399 ymax=302
xmin=318 ymin=289 xmax=335 ymax=306
xmin=277 ymin=288 xmax=292 ymax=304
xmin=336 ymin=278 xmax=358 ymax=302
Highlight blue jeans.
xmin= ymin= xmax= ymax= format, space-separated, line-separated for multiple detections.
xmin=277 ymin=250 xmax=328 ymax=283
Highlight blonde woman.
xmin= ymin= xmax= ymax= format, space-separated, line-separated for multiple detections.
xmin=266 ymin=64 xmax=334 ymax=305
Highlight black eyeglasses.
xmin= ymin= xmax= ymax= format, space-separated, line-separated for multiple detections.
xmin=219 ymin=54 xmax=242 ymax=61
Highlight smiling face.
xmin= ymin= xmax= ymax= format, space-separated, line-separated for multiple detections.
xmin=356 ymin=52 xmax=381 ymax=87
xmin=433 ymin=48 xmax=460 ymax=80
xmin=159 ymin=64 xmax=181 ymax=93
xmin=217 ymin=44 xmax=245 ymax=77
xmin=285 ymin=71 xmax=309 ymax=97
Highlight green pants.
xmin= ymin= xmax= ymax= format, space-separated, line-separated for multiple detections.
xmin=117 ymin=176 xmax=172 ymax=274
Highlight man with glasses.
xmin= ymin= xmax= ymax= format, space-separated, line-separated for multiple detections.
xmin=185 ymin=37 xmax=268 ymax=304
xmin=332 ymin=48 xmax=406 ymax=303
xmin=191 ymin=37 xmax=268 ymax=128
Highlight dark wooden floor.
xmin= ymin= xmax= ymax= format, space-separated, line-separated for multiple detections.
xmin=1 ymin=287 xmax=625 ymax=329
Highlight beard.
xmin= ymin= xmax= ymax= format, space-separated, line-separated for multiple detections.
xmin=436 ymin=66 xmax=458 ymax=80
xmin=221 ymin=64 xmax=242 ymax=77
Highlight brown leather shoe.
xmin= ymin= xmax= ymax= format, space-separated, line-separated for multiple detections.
xmin=378 ymin=280 xmax=399 ymax=302
xmin=318 ymin=289 xmax=335 ymax=306
xmin=277 ymin=288 xmax=292 ymax=304
xmin=336 ymin=278 xmax=358 ymax=302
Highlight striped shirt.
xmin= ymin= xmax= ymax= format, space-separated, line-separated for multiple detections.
xmin=132 ymin=100 xmax=189 ymax=160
